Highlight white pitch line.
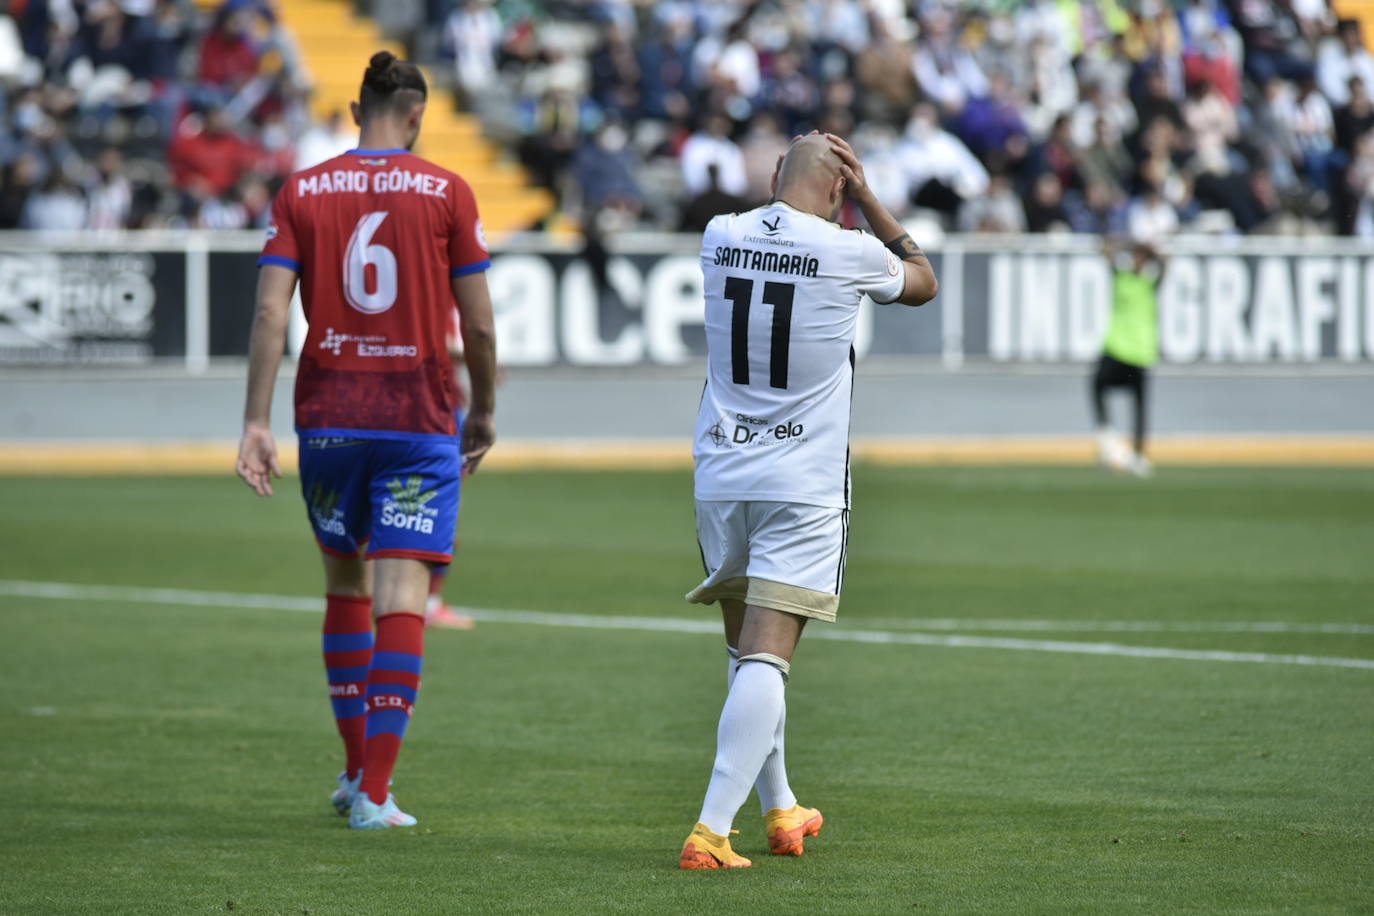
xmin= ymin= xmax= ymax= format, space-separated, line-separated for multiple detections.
xmin=861 ymin=618 xmax=1374 ymax=636
xmin=2 ymin=579 xmax=1373 ymax=671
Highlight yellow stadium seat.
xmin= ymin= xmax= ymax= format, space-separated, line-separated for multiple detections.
xmin=277 ymin=0 xmax=553 ymax=236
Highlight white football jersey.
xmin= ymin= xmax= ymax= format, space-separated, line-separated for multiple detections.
xmin=693 ymin=201 xmax=905 ymax=509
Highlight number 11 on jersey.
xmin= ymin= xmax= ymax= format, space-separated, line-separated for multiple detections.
xmin=724 ymin=276 xmax=795 ymax=389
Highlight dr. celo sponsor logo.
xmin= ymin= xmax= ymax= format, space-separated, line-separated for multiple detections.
xmin=733 ymin=420 xmax=805 ymax=444
xmin=705 ymin=412 xmax=805 ymax=448
xmin=379 ymin=476 xmax=439 ymax=534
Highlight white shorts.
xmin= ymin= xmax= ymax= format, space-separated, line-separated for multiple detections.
xmin=685 ymin=500 xmax=849 ymax=623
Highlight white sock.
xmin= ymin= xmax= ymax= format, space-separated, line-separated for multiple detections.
xmin=698 ymin=660 xmax=786 ymax=835
xmin=725 ymin=646 xmax=797 ymax=815
xmin=755 ymin=700 xmax=796 ymax=813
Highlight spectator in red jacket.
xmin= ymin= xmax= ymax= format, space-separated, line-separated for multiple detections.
xmin=168 ymin=105 xmax=262 ymax=196
xmin=198 ymin=2 xmax=259 ymax=95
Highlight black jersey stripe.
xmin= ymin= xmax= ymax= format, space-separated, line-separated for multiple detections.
xmin=842 ymin=345 xmax=856 ymax=509
xmin=834 ymin=508 xmax=850 ymax=593
xmin=692 ymin=502 xmax=709 ymax=575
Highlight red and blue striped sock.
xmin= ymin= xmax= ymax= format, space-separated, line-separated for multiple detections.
xmin=323 ymin=594 xmax=374 ymax=781
xmin=360 ymin=612 xmax=424 ymax=804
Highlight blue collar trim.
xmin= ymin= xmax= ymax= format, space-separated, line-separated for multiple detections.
xmin=346 ymin=148 xmax=410 ymax=155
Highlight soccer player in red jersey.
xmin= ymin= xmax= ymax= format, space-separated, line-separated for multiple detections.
xmin=235 ymin=51 xmax=497 ymax=829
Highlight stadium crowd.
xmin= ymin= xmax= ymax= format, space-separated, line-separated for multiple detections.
xmin=445 ymin=0 xmax=1374 ymax=238
xmin=0 ymin=0 xmax=336 ymax=230
xmin=5 ymin=0 xmax=1374 ymax=237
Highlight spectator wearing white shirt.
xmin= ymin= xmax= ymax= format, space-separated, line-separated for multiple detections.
xmin=912 ymin=9 xmax=987 ymax=116
xmin=680 ymin=112 xmax=748 ymax=198
xmin=806 ymin=0 xmax=870 ymax=55
xmin=1273 ymin=75 xmax=1336 ymax=192
xmin=958 ymin=172 xmax=1026 ymax=233
xmin=1127 ymin=179 xmax=1179 ymax=242
xmin=1014 ymin=0 xmax=1073 ymax=62
xmin=852 ymin=122 xmax=910 ymax=218
xmin=0 ymin=6 xmax=25 ymax=84
xmin=85 ymin=147 xmax=131 ymax=230
xmin=1317 ymin=20 xmax=1374 ymax=108
xmin=1026 ymin=35 xmax=1078 ymax=135
xmin=1071 ymin=80 xmax=1137 ymax=149
xmin=698 ymin=18 xmax=760 ymax=102
xmin=22 ymin=169 xmax=86 ymax=231
xmin=444 ymin=0 xmax=503 ymax=100
xmin=897 ymin=103 xmax=990 ymax=217
xmin=294 ymin=110 xmax=357 ymax=171
xmin=1182 ymin=79 xmax=1238 ymax=160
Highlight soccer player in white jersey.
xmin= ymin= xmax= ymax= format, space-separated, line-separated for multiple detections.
xmin=678 ymin=133 xmax=938 ymax=869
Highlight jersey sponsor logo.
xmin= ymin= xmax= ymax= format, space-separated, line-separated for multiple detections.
xmin=885 ymin=250 xmax=901 ymax=277
xmin=296 ymin=169 xmax=449 ymax=198
xmin=742 ymin=234 xmax=795 ymax=248
xmin=318 ymin=328 xmax=418 ymax=358
xmin=703 ymin=412 xmax=808 ymax=448
xmin=356 ymin=342 xmax=418 ymax=357
xmin=761 ymin=215 xmax=782 ymax=235
xmin=265 ymin=223 xmax=278 ymax=240
xmin=379 ymin=476 xmax=440 ymax=534
xmin=474 ymin=217 xmax=488 ymax=252
xmin=714 ymin=246 xmax=818 ymax=277
xmin=732 ymin=420 xmax=805 ymax=444
xmin=319 ymin=328 xmax=355 ymax=355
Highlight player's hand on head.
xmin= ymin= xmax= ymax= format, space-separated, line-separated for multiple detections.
xmin=460 ymin=411 xmax=495 ymax=477
xmin=826 ymin=133 xmax=868 ymax=200
xmin=236 ymin=422 xmax=282 ymax=497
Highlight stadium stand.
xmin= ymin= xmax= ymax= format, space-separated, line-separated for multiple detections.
xmin=4 ymin=0 xmax=1374 ymax=238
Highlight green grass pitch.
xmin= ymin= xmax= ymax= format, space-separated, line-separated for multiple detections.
xmin=1 ymin=467 xmax=1372 ymax=914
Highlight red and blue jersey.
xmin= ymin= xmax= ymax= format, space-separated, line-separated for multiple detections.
xmin=259 ymin=148 xmax=490 ymax=440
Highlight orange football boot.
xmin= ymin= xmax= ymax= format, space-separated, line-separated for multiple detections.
xmin=424 ymin=596 xmax=476 ymax=630
xmin=679 ymin=823 xmax=752 ymax=869
xmin=764 ymin=804 xmax=824 ymax=856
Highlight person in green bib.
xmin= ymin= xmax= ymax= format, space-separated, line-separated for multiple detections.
xmin=1092 ymin=238 xmax=1164 ymax=477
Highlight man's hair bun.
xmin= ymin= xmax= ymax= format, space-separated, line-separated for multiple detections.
xmin=359 ymin=50 xmax=427 ymax=113
xmin=364 ymin=51 xmax=400 ymax=93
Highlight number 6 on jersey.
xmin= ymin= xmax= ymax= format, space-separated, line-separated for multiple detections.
xmin=344 ymin=211 xmax=398 ymax=315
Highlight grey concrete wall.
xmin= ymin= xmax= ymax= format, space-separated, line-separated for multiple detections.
xmin=2 ymin=362 xmax=1369 ymax=442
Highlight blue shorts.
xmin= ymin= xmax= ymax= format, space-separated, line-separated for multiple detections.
xmin=299 ymin=434 xmax=461 ymax=564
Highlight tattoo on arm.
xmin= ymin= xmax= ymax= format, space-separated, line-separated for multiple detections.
xmin=886 ymin=234 xmax=924 ymax=261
